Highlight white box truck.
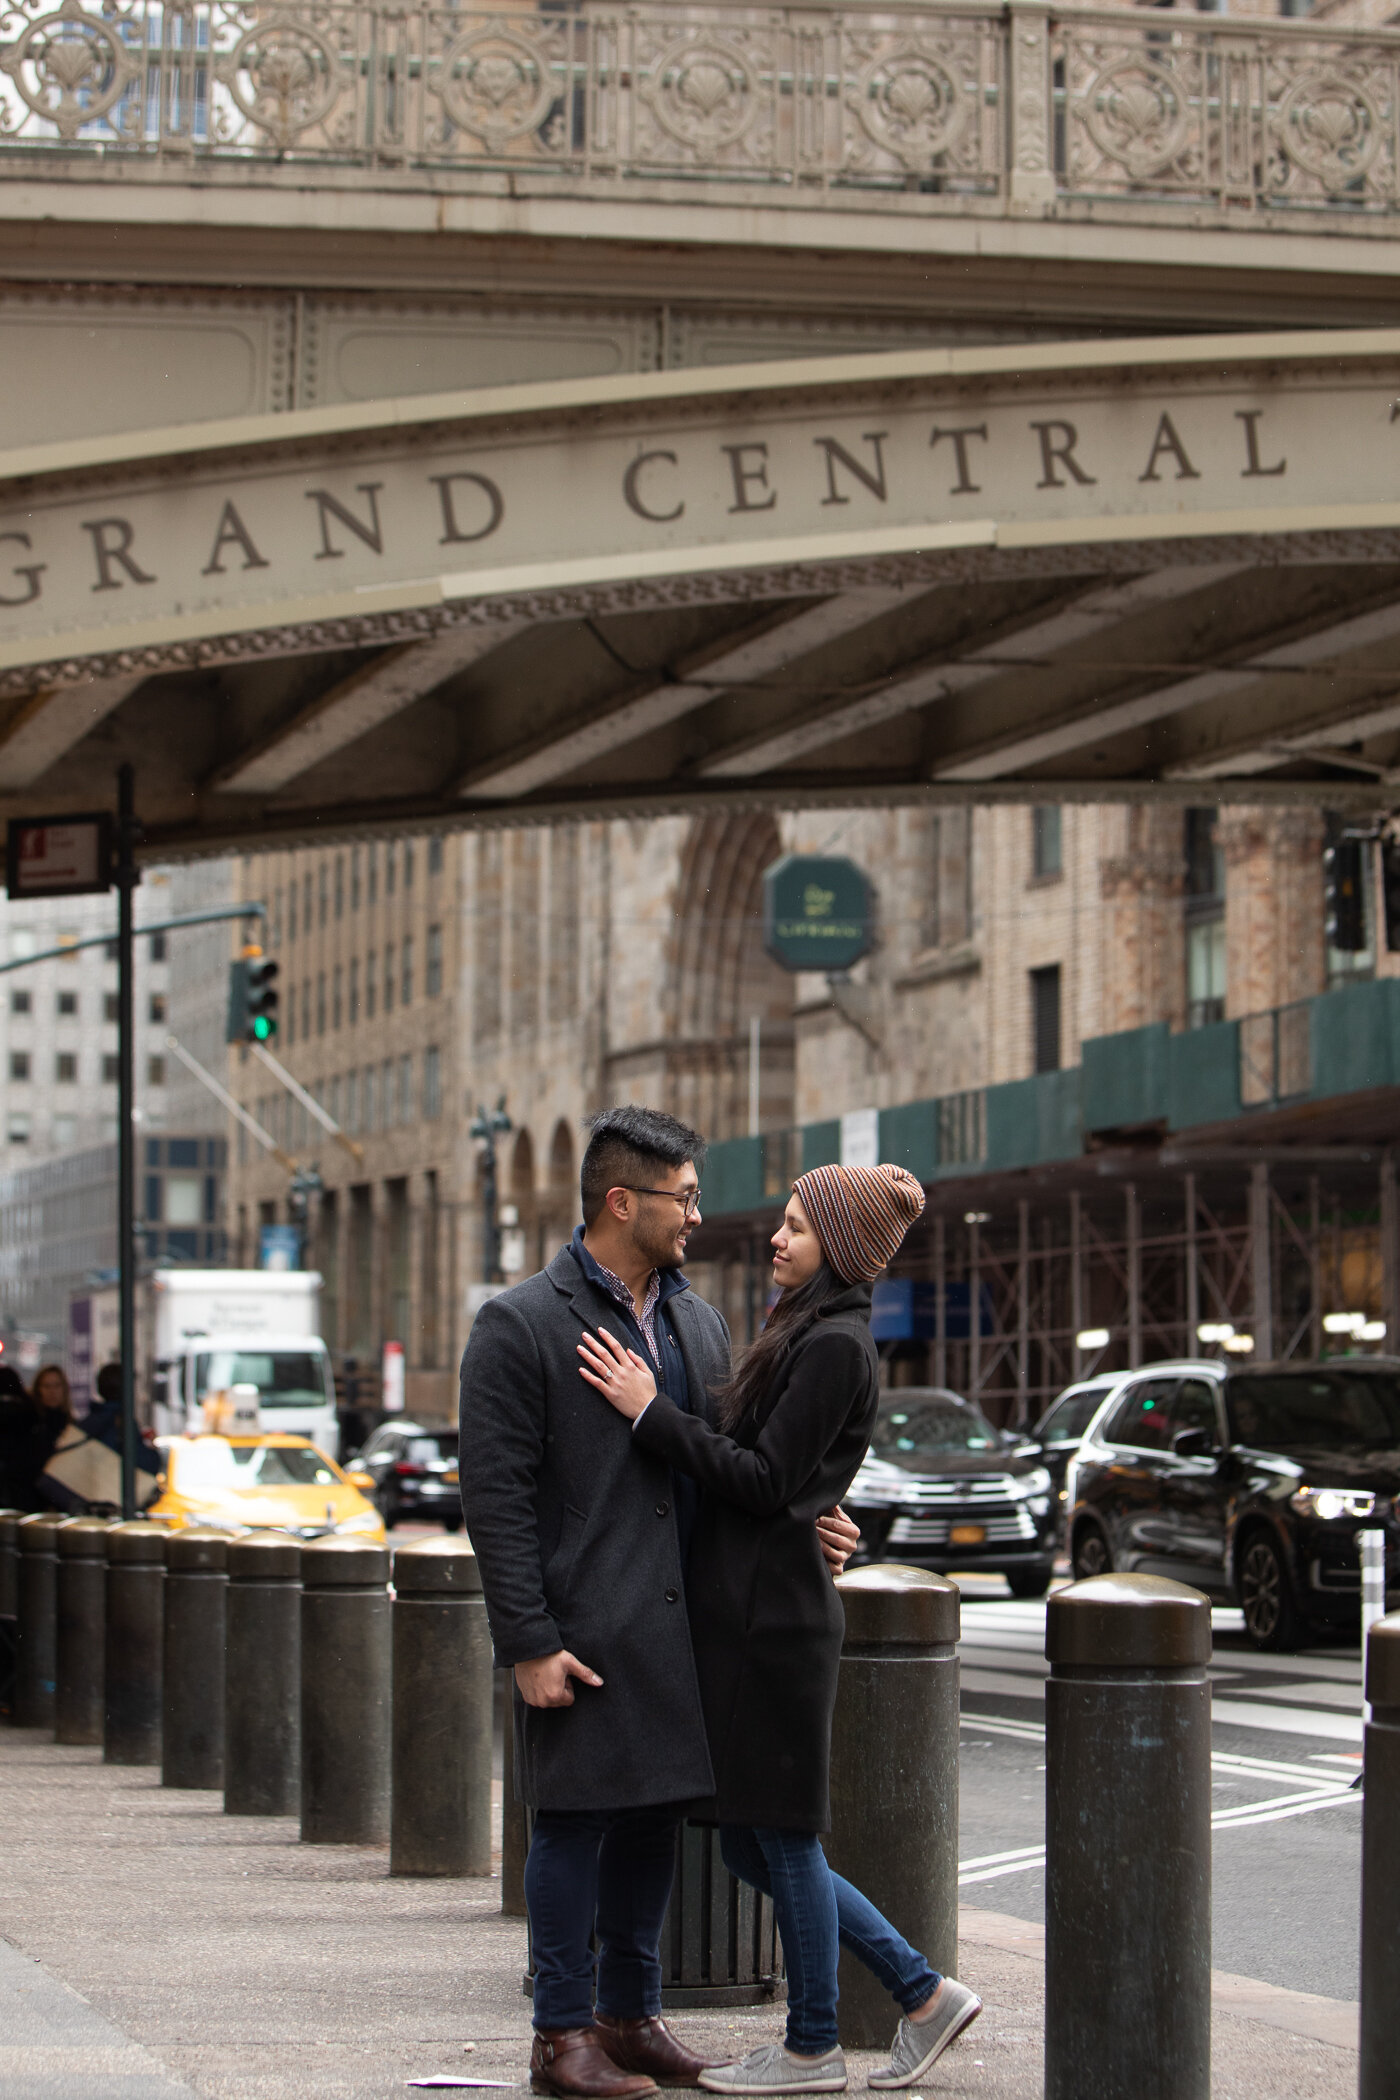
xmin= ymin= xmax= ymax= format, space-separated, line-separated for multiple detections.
xmin=147 ymin=1269 xmax=339 ymax=1456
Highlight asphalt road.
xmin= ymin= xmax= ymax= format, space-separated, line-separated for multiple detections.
xmin=954 ymin=1574 xmax=1365 ymax=2003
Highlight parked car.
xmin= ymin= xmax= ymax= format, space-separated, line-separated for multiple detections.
xmin=1026 ymin=1374 xmax=1123 ymax=1538
xmin=350 ymin=1420 xmax=462 ymax=1530
xmin=149 ymin=1433 xmax=385 ymax=1541
xmin=1068 ymin=1357 xmax=1400 ymax=1650
xmin=845 ymin=1386 xmax=1057 ymax=1598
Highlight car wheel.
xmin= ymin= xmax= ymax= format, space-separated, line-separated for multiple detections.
xmin=1072 ymin=1522 xmax=1112 ymax=1580
xmin=1007 ymin=1567 xmax=1053 ymax=1600
xmin=441 ymin=1516 xmax=462 ymax=1534
xmin=1238 ymin=1531 xmax=1302 ymax=1652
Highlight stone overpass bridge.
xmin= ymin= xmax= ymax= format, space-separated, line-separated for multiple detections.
xmin=2 ymin=0 xmax=1400 ymax=851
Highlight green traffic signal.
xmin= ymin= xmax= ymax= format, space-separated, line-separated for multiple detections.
xmin=226 ymin=952 xmax=280 ymax=1043
xmin=252 ymin=1014 xmax=274 ymax=1041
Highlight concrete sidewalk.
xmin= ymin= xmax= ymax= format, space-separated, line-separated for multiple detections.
xmin=0 ymin=1727 xmax=1356 ymax=2100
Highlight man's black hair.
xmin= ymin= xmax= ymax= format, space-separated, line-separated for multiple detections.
xmin=95 ymin=1363 xmax=123 ymax=1407
xmin=580 ymin=1106 xmax=706 ymax=1227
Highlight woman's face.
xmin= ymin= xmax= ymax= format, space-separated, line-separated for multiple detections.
xmin=771 ymin=1194 xmax=824 ymax=1291
xmin=35 ymin=1371 xmax=65 ymax=1411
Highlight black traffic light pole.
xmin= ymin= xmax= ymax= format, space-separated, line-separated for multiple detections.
xmin=116 ymin=764 xmax=139 ymax=1521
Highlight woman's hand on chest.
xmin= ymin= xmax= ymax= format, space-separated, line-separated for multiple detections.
xmin=578 ymin=1323 xmax=658 ymax=1422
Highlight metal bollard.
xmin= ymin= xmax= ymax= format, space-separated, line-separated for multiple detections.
xmin=55 ymin=1519 xmax=115 ymax=1745
xmin=1361 ymin=1611 xmax=1400 ymax=2097
xmin=104 ymin=1521 xmax=167 ymax=1765
xmin=1045 ymin=1573 xmax=1211 ymax=2100
xmin=16 ymin=1513 xmax=71 ymax=1729
xmin=225 ymin=1534 xmax=301 ymax=1816
xmin=827 ymin=1566 xmax=961 ymax=2046
xmin=163 ymin=1530 xmax=230 ymax=1790
xmin=391 ymin=1538 xmax=492 ymax=1876
xmin=301 ymin=1538 xmax=391 ymax=1845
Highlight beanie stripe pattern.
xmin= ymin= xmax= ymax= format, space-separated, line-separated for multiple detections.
xmin=791 ymin=1163 xmax=927 ymax=1285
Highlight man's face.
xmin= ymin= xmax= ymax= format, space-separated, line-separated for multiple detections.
xmin=625 ymin=1161 xmax=702 ymax=1271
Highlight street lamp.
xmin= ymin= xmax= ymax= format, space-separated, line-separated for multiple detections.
xmin=470 ymin=1098 xmax=512 ymax=1283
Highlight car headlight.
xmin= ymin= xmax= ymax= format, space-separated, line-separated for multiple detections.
xmin=1009 ymin=1469 xmax=1053 ymax=1499
xmin=335 ymin=1511 xmax=383 ymax=1535
xmin=1289 ymin=1486 xmax=1378 ymax=1521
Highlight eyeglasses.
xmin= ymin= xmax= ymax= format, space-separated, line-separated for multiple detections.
xmin=621 ymin=1186 xmax=702 ymax=1220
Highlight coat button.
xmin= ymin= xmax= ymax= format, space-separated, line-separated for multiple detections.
xmin=656 ymin=1502 xmax=669 ymax=1517
xmin=664 ymin=1587 xmax=679 ymax=1603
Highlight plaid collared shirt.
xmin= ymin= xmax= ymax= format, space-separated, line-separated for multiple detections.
xmin=590 ymin=1258 xmax=662 ymax=1369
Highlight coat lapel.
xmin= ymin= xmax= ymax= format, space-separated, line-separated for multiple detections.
xmin=668 ymin=1288 xmax=722 ymax=1423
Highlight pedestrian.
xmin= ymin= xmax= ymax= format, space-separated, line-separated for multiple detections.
xmin=581 ymin=1163 xmax=982 ymax=2095
xmin=461 ymin=1107 xmax=858 ymax=2099
xmin=0 ymin=1364 xmax=38 ymax=1509
xmin=30 ymin=1364 xmax=73 ymax=1459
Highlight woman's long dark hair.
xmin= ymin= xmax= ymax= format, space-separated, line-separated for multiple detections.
xmin=713 ymin=1263 xmax=846 ymax=1431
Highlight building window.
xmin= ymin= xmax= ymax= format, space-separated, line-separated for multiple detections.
xmin=1031 ymin=964 xmax=1062 ymax=1074
xmin=403 ymin=840 xmax=414 ymax=889
xmin=426 ymin=924 xmax=443 ymax=998
xmin=364 ymin=1065 xmax=376 ymax=1132
xmin=104 ymin=940 xmax=118 ymax=963
xmin=9 ymin=989 xmax=29 ymax=1015
xmin=386 ymin=842 xmax=396 ymax=897
xmin=55 ymin=1053 xmax=77 ymax=1084
xmin=348 ymin=959 xmax=359 ymax=1026
xmin=319 ymin=862 xmax=329 ymax=928
xmin=316 ymin=971 xmax=327 ymax=1036
xmin=344 ymin=1069 xmax=358 ymax=1133
xmin=57 ymin=990 xmax=78 ymax=1017
xmin=104 ymin=992 xmax=119 ymax=1023
xmin=401 ymin=935 xmax=413 ymax=1006
xmin=273 ymin=886 xmax=283 ymax=946
xmin=428 ymin=835 xmax=444 ymax=877
xmin=149 ymin=932 xmax=167 ymax=962
xmin=1184 ymin=807 xmax=1227 ymax=1026
xmin=367 ymin=845 xmax=378 ymax=906
xmin=9 ymin=1052 xmax=29 ymax=1082
xmin=102 ymin=1054 xmax=119 ymax=1084
xmin=10 ymin=930 xmax=35 ymax=959
xmin=332 ymin=965 xmax=342 ymax=1031
xmin=365 ymin=956 xmax=376 ymax=1021
xmin=148 ymin=993 xmax=165 ymax=1023
xmin=53 ymin=1114 xmax=77 ymax=1150
xmin=285 ymin=987 xmax=295 ymax=1047
xmin=922 ymin=809 xmax=973 ymax=950
xmin=399 ymin=1053 xmax=413 ymax=1122
xmin=1031 ymin=806 xmax=1063 ymax=881
xmin=335 ymin=855 xmax=344 ymax=920
xmin=148 ymin=1055 xmax=166 ymax=1087
xmin=7 ymin=1113 xmax=30 ymax=1145
xmin=384 ymin=945 xmax=395 ymax=1014
xmin=382 ymin=1057 xmax=395 ymax=1125
xmin=302 ymin=872 xmax=312 ymax=932
xmin=351 ymin=849 xmax=361 ymax=912
xmin=424 ymin=1045 xmax=441 ymax=1120
xmin=301 ymin=979 xmax=311 ymax=1041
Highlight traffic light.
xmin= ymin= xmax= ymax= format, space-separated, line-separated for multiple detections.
xmin=1323 ymin=834 xmax=1367 ymax=953
xmin=226 ymin=949 xmax=280 ymax=1043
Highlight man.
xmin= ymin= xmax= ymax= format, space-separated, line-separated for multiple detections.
xmin=461 ymin=1107 xmax=856 ymax=2098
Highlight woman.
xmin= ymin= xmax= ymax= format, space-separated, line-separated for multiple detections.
xmin=579 ymin=1163 xmax=981 ymax=2095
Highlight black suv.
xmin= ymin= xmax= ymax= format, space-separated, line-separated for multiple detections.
xmin=1069 ymin=1359 xmax=1400 ymax=1649
xmin=349 ymin=1421 xmax=462 ymax=1530
xmin=845 ymin=1386 xmax=1057 ymax=1598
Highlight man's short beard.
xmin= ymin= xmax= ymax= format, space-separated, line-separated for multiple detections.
xmin=633 ymin=1211 xmax=685 ymax=1272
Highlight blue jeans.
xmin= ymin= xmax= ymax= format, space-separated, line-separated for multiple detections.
xmin=526 ymin=1805 xmax=680 ymax=2031
xmin=720 ymin=1826 xmax=941 ymax=2056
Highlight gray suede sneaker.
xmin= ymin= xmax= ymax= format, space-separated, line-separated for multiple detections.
xmin=866 ymin=1980 xmax=982 ymax=2089
xmin=698 ymin=2044 xmax=847 ymax=2095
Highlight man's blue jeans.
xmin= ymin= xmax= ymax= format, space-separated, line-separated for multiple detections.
xmin=526 ymin=1805 xmax=680 ymax=2031
xmin=720 ymin=1825 xmax=941 ymax=2056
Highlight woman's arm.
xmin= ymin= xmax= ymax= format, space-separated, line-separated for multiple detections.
xmin=632 ymin=1330 xmax=869 ymax=1517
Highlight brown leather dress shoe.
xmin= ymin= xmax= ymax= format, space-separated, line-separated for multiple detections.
xmin=595 ymin=2014 xmax=729 ymax=2088
xmin=531 ymin=2026 xmax=659 ymax=2098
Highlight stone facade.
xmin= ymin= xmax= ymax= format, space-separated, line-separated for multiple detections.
xmin=226 ymin=795 xmax=1357 ymax=1415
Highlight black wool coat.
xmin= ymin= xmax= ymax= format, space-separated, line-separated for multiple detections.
xmin=631 ymin=1282 xmax=879 ymax=1833
xmin=459 ymin=1245 xmax=730 ymax=1813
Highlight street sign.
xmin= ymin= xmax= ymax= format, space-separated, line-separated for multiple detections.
xmin=763 ymin=853 xmax=874 ymax=972
xmin=5 ymin=813 xmax=113 ymax=898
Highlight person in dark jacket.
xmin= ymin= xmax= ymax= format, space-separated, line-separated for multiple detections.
xmin=461 ymin=1109 xmax=858 ymax=2100
xmin=0 ymin=1365 xmax=38 ymax=1510
xmin=581 ymin=1163 xmax=982 ymax=2097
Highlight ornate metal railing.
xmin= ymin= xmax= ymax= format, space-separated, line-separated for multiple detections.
xmin=0 ymin=0 xmax=1396 ymax=219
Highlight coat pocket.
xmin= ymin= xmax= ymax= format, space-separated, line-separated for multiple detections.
xmin=543 ymin=1503 xmax=588 ymax=1602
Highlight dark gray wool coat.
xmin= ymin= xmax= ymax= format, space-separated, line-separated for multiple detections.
xmin=459 ymin=1244 xmax=731 ymax=1812
xmin=631 ymin=1283 xmax=879 ymax=1834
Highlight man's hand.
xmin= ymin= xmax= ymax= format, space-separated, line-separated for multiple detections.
xmin=514 ymin=1651 xmax=605 ymax=1708
xmin=817 ymin=1503 xmax=861 ymax=1574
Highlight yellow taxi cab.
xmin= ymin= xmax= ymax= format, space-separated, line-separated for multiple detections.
xmin=148 ymin=1432 xmax=387 ymax=1542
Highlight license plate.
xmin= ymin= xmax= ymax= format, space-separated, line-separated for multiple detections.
xmin=950 ymin=1523 xmax=986 ymax=1545
xmin=444 ymin=1469 xmax=459 ymax=1484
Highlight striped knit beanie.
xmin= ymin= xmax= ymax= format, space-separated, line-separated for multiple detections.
xmin=791 ymin=1163 xmax=926 ymax=1284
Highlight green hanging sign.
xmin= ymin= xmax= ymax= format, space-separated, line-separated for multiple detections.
xmin=763 ymin=854 xmax=874 ymax=972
